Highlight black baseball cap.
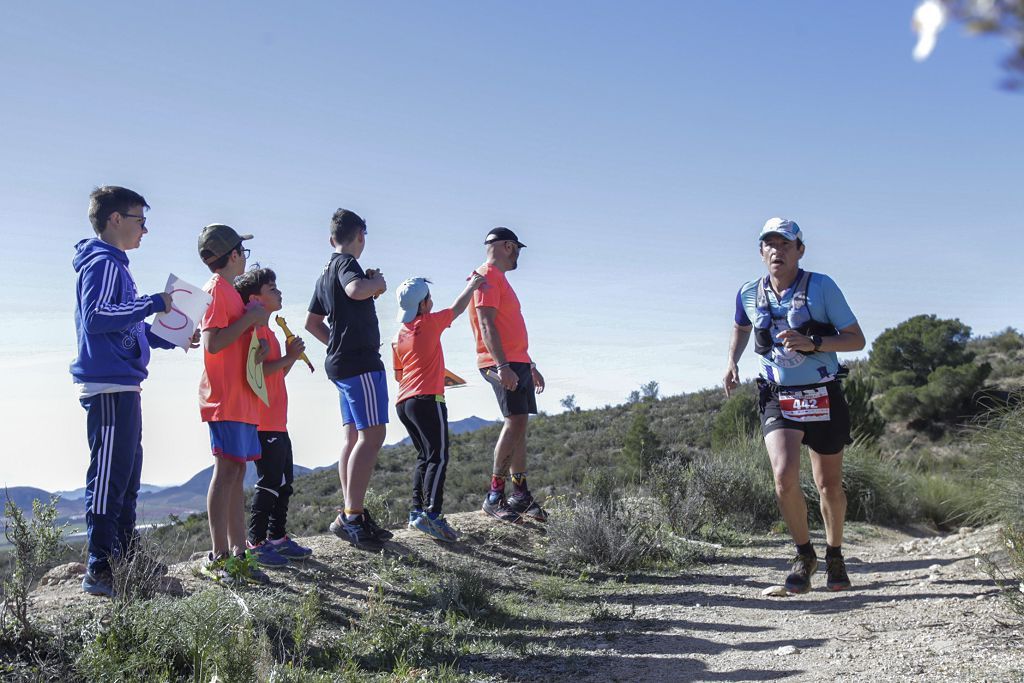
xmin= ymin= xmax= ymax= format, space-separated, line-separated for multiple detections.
xmin=484 ymin=227 xmax=526 ymax=248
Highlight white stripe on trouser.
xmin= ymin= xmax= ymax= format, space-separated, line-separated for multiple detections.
xmin=360 ymin=372 xmax=378 ymax=426
xmin=94 ymin=394 xmax=115 ymax=515
xmin=255 ymin=485 xmax=280 ymax=498
xmin=429 ymin=401 xmax=447 ymax=507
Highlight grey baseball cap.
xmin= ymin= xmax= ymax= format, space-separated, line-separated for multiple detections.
xmin=198 ymin=224 xmax=253 ymax=264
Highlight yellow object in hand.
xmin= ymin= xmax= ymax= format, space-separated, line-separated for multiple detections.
xmin=274 ymin=315 xmax=315 ymax=373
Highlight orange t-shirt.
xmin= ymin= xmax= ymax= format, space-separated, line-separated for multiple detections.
xmin=468 ymin=263 xmax=531 ymax=368
xmin=255 ymin=326 xmax=288 ymax=432
xmin=392 ymin=309 xmax=455 ymax=404
xmin=198 ymin=274 xmax=259 ymax=425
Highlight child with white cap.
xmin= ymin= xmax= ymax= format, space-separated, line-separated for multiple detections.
xmin=391 ymin=272 xmax=485 ymax=541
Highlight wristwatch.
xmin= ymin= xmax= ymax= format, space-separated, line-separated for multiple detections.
xmin=810 ymin=335 xmax=823 ymax=352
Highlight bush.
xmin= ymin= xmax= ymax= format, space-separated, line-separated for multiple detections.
xmin=545 ymin=493 xmax=673 ymax=572
xmin=842 ymin=373 xmax=886 ymax=444
xmin=429 ymin=566 xmax=491 ymax=620
xmin=1 ymin=496 xmax=66 ymax=640
xmin=622 ymin=408 xmax=666 ymax=475
xmin=908 ymin=472 xmax=985 ymax=529
xmin=711 ymin=386 xmax=759 ymax=451
xmin=653 ymin=437 xmax=778 ymax=537
xmin=969 ymin=404 xmax=1024 ymax=529
xmin=800 ymin=444 xmax=914 ymax=525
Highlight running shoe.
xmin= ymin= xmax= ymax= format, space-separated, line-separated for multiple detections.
xmin=411 ymin=513 xmax=459 ymax=542
xmin=246 ymin=540 xmax=289 ymax=567
xmin=408 ymin=509 xmax=424 ymax=528
xmin=825 ymin=554 xmax=852 ymax=591
xmin=81 ymin=568 xmax=115 ymax=598
xmin=362 ymin=509 xmax=394 ymax=540
xmin=272 ymin=536 xmax=313 ymax=559
xmin=506 ymin=492 xmax=548 ymax=522
xmin=329 ymin=514 xmax=383 ymax=549
xmin=784 ymin=553 xmax=819 ymax=594
xmin=482 ymin=491 xmax=520 ymax=523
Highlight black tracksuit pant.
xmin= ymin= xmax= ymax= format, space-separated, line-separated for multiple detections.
xmin=248 ymin=431 xmax=294 ymax=543
xmin=397 ymin=395 xmax=450 ymax=514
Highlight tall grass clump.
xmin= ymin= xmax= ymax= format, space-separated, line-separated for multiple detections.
xmin=969 ymin=403 xmax=1024 ymax=528
xmin=800 ymin=442 xmax=915 ymax=525
xmin=545 ymin=479 xmax=674 ymax=572
xmin=653 ymin=436 xmax=777 ymax=537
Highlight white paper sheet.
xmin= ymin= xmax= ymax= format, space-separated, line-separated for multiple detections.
xmin=151 ymin=274 xmax=212 ymax=349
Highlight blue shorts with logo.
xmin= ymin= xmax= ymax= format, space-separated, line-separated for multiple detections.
xmin=333 ymin=370 xmax=389 ymax=430
xmin=209 ymin=421 xmax=261 ymax=462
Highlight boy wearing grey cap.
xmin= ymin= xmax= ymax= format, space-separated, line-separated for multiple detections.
xmin=197 ymin=224 xmax=272 ymax=584
xmin=392 ymin=273 xmax=485 ymax=541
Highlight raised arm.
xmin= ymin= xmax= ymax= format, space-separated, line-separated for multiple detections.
xmin=204 ymin=305 xmax=269 ymax=355
xmin=344 ymin=270 xmax=387 ymax=301
xmin=450 ymin=272 xmax=486 ymax=319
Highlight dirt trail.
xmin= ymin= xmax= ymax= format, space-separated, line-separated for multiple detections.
xmin=30 ymin=517 xmax=1023 ymax=682
xmin=491 ymin=523 xmax=1023 ymax=682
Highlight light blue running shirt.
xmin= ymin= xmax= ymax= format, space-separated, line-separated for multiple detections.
xmin=735 ymin=270 xmax=857 ymax=386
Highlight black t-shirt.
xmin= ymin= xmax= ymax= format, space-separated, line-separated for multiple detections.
xmin=308 ymin=253 xmax=384 ymax=380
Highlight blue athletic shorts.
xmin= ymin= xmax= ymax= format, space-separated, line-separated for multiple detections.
xmin=209 ymin=421 xmax=261 ymax=462
xmin=332 ymin=370 xmax=389 ymax=430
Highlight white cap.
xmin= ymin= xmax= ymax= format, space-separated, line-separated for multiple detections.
xmin=758 ymin=217 xmax=803 ymax=242
xmin=395 ymin=277 xmax=430 ymax=323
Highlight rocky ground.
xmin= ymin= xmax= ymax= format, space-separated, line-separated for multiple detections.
xmin=30 ymin=516 xmax=1024 ymax=682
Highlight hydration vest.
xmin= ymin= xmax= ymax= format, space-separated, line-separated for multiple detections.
xmin=753 ymin=270 xmax=838 ymax=357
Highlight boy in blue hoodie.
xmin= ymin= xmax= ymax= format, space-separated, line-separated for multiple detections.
xmin=71 ymin=186 xmax=181 ymax=597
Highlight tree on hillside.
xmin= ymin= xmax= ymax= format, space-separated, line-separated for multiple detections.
xmin=641 ymin=381 xmax=660 ymax=402
xmin=623 ymin=409 xmax=665 ymax=475
xmin=870 ymin=315 xmax=991 ymax=425
xmin=559 ymin=394 xmax=578 ymax=412
xmin=869 ymin=314 xmax=975 ymax=390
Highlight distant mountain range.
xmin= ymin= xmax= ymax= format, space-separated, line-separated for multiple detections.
xmin=3 ymin=416 xmax=495 ymax=523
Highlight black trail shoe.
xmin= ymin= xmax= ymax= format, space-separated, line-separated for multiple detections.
xmin=362 ymin=509 xmax=394 ymax=541
xmin=825 ymin=554 xmax=852 ymax=591
xmin=784 ymin=553 xmax=818 ymax=594
xmin=482 ymin=492 xmax=520 ymax=523
xmin=506 ymin=492 xmax=548 ymax=522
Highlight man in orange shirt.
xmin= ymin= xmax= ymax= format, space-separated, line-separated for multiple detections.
xmin=468 ymin=227 xmax=547 ymax=523
xmin=392 ymin=273 xmax=484 ymax=541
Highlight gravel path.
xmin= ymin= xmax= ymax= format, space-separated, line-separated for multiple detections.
xmin=500 ymin=524 xmax=1022 ymax=682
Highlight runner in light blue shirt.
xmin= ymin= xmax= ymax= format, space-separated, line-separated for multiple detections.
xmin=723 ymin=217 xmax=866 ymax=596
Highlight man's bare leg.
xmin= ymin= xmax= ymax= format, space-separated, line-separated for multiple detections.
xmin=345 ymin=424 xmax=386 ymax=512
xmin=810 ymin=449 xmax=846 ymax=548
xmin=765 ymin=428 xmax=810 ymax=545
xmin=493 ymin=415 xmax=528 ymax=478
xmin=337 ymin=422 xmax=358 ymax=507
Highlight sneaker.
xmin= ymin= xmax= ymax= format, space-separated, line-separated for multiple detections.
xmin=82 ymin=568 xmax=115 ymax=598
xmin=362 ymin=509 xmax=394 ymax=541
xmin=329 ymin=514 xmax=383 ymax=549
xmin=408 ymin=509 xmax=424 ymax=528
xmin=825 ymin=554 xmax=852 ymax=591
xmin=247 ymin=540 xmax=289 ymax=567
xmin=784 ymin=553 xmax=819 ymax=594
xmin=482 ymin=491 xmax=520 ymax=523
xmin=412 ymin=513 xmax=459 ymax=542
xmin=271 ymin=536 xmax=313 ymax=559
xmin=506 ymin=492 xmax=548 ymax=522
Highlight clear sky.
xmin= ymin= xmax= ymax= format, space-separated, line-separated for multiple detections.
xmin=1 ymin=2 xmax=1020 ymax=491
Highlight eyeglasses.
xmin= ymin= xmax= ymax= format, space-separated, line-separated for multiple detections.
xmin=121 ymin=213 xmax=146 ymax=226
xmin=239 ymin=247 xmax=251 ymax=260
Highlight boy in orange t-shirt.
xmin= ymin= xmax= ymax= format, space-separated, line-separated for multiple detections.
xmin=234 ymin=267 xmax=313 ymax=566
xmin=197 ymin=224 xmax=270 ymax=584
xmin=392 ymin=273 xmax=484 ymax=541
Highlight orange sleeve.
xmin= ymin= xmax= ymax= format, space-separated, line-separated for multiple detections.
xmin=391 ymin=341 xmax=403 ymax=371
xmin=474 ymin=271 xmax=502 ymax=309
xmin=202 ymin=282 xmax=231 ymax=330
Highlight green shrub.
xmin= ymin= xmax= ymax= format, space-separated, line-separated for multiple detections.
xmin=843 ymin=373 xmax=886 ymax=444
xmin=430 ymin=567 xmax=491 ymax=619
xmin=968 ymin=403 xmax=1024 ymax=528
xmin=1 ymin=496 xmax=66 ymax=640
xmin=800 ymin=444 xmax=914 ymax=525
xmin=711 ymin=386 xmax=759 ymax=451
xmin=907 ymin=472 xmax=985 ymax=529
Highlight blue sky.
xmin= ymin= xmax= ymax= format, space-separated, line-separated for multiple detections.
xmin=1 ymin=2 xmax=1020 ymax=491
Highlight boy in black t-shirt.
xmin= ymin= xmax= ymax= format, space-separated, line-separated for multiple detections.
xmin=305 ymin=209 xmax=390 ymax=548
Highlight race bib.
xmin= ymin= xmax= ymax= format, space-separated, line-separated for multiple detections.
xmin=778 ymin=386 xmax=830 ymax=422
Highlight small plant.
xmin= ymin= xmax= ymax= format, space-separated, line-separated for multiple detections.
xmin=431 ymin=566 xmax=491 ymax=619
xmin=1 ymin=495 xmax=66 ymax=640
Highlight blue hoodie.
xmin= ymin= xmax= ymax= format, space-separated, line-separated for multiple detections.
xmin=70 ymin=238 xmax=174 ymax=386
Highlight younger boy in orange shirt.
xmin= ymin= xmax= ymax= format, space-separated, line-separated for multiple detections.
xmin=392 ymin=273 xmax=484 ymax=541
xmin=234 ymin=267 xmax=313 ymax=565
xmin=197 ymin=224 xmax=271 ymax=584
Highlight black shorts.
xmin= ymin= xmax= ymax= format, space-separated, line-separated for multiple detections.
xmin=757 ymin=379 xmax=851 ymax=455
xmin=480 ymin=362 xmax=537 ymax=417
